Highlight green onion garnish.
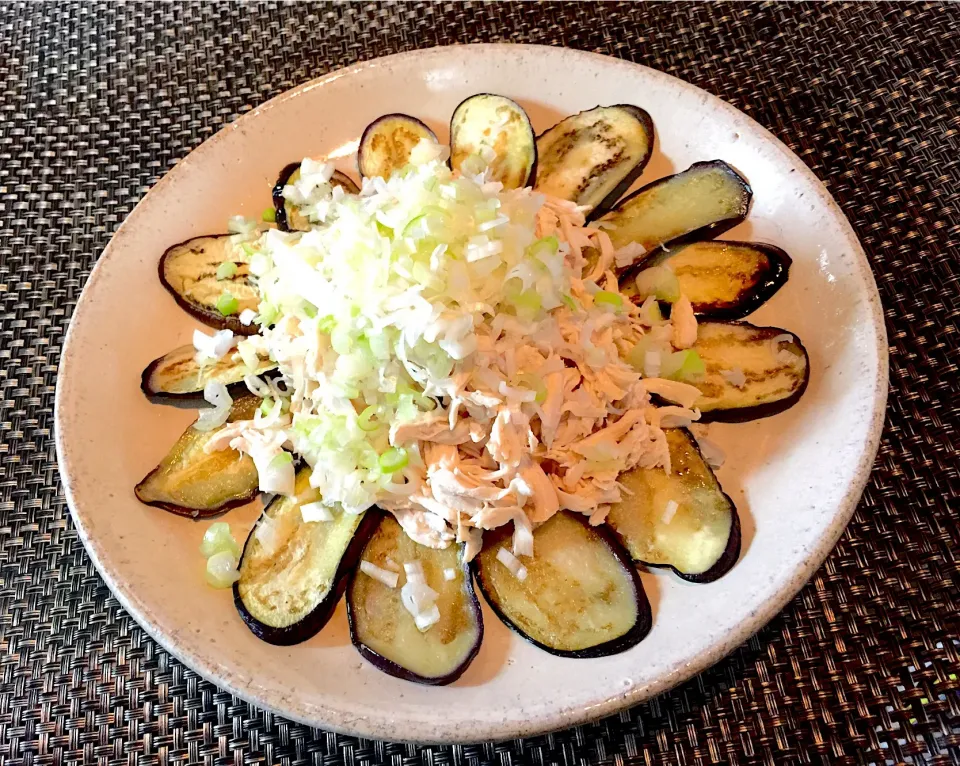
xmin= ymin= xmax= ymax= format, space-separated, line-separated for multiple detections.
xmin=593 ymin=290 xmax=623 ymax=312
xmin=262 ymin=207 xmax=276 ymax=223
xmin=357 ymin=405 xmax=380 ymax=432
xmin=216 ymin=261 xmax=238 ymax=280
xmin=216 ymin=291 xmax=239 ymax=316
xmin=378 ymin=447 xmax=408 ymax=474
xmin=269 ymin=452 xmax=293 ymax=469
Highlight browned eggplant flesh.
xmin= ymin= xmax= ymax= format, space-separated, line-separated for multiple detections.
xmin=347 ymin=515 xmax=483 ymax=685
xmin=234 ymin=468 xmax=379 ymax=645
xmin=607 ymin=429 xmax=740 ymax=582
xmin=450 ymin=94 xmax=537 ymax=189
xmin=273 ymin=163 xmax=361 ymax=232
xmin=691 ymin=321 xmax=810 ymax=421
xmin=600 ymin=160 xmax=752 ymax=264
xmin=623 ymin=240 xmax=791 ymax=319
xmin=473 ymin=512 xmax=651 ymax=657
xmin=134 ymin=394 xmax=261 ymax=517
xmin=358 ymin=114 xmax=438 ymax=180
xmin=535 ymin=105 xmax=654 ymax=218
xmin=159 ymin=234 xmax=259 ymax=335
xmin=140 ymin=343 xmax=277 ymax=400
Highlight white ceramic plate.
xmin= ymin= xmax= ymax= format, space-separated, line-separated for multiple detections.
xmin=55 ymin=44 xmax=887 ymax=744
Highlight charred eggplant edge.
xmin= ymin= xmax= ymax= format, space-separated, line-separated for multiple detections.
xmin=357 ymin=114 xmax=438 ymax=179
xmin=696 ymin=321 xmax=811 ymax=423
xmin=471 ymin=514 xmax=652 ymax=658
xmin=133 ymin=472 xmax=259 ymax=519
xmin=233 ymin=505 xmax=381 ymax=646
xmin=139 ymin=355 xmax=276 ymax=404
xmin=345 ymin=529 xmax=484 ymax=685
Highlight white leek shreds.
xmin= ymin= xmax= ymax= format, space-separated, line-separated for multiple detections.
xmin=512 ymin=511 xmax=534 ymax=558
xmin=205 ymin=550 xmax=240 ymax=588
xmin=661 ymin=499 xmax=679 ymax=525
xmin=720 ymin=368 xmax=747 ymax=389
xmin=361 ymin=560 xmax=400 ymax=588
xmin=257 ymin=452 xmax=295 ymax=496
xmin=496 ymin=547 xmax=528 ymax=581
xmin=244 ymin=374 xmax=273 ymax=398
xmin=239 ymin=308 xmax=257 ymax=326
xmin=300 ymin=501 xmax=333 ymax=523
xmin=694 ymin=434 xmax=726 ymax=469
xmin=194 ymin=381 xmax=233 ymax=432
xmin=194 ymin=329 xmax=234 ymax=361
xmin=414 ymin=605 xmax=441 ymax=631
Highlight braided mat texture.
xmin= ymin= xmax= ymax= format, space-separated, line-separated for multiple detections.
xmin=1 ymin=2 xmax=958 ymax=764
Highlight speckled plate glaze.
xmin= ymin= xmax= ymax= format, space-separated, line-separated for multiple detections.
xmin=55 ymin=45 xmax=887 ymax=744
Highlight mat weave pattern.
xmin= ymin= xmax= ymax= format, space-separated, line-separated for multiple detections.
xmin=0 ymin=2 xmax=958 ymax=764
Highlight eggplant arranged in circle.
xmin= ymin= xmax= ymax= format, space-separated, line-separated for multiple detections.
xmin=358 ymin=114 xmax=438 ymax=180
xmin=600 ymin=160 xmax=752 ymax=262
xmin=140 ymin=343 xmax=277 ymax=402
xmin=606 ymin=429 xmax=740 ymax=583
xmin=234 ymin=468 xmax=379 ymax=646
xmin=159 ymin=234 xmax=260 ymax=335
xmin=622 ymin=240 xmax=792 ymax=320
xmin=535 ymin=104 xmax=654 ymax=219
xmin=134 ymin=394 xmax=261 ymax=517
xmin=473 ymin=512 xmax=651 ymax=658
xmin=450 ymin=94 xmax=537 ymax=189
xmin=272 ymin=162 xmax=360 ymax=232
xmin=690 ymin=321 xmax=810 ymax=421
xmin=346 ymin=514 xmax=483 ymax=685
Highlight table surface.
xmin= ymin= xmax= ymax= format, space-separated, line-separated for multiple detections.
xmin=1 ymin=2 xmax=958 ymax=764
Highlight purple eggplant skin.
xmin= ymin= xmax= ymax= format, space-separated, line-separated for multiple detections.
xmin=693 ymin=321 xmax=811 ymax=424
xmin=357 ymin=114 xmax=438 ymax=180
xmin=233 ymin=507 xmax=380 ymax=647
xmin=535 ymin=104 xmax=655 ymax=221
xmin=158 ymin=234 xmax=258 ymax=336
xmin=345 ymin=530 xmax=484 ymax=686
xmin=272 ymin=162 xmax=360 ymax=232
xmin=472 ymin=514 xmax=652 ymax=659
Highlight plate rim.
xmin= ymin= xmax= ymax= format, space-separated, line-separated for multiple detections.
xmin=54 ymin=42 xmax=889 ymax=743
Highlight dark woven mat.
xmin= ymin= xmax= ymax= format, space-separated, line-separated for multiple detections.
xmin=1 ymin=1 xmax=958 ymax=764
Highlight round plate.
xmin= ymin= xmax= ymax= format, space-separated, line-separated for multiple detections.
xmin=55 ymin=44 xmax=887 ymax=744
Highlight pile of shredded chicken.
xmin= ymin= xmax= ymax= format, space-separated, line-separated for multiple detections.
xmin=206 ymin=195 xmax=703 ymax=561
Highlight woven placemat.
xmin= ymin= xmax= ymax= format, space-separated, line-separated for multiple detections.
xmin=1 ymin=1 xmax=958 ymax=764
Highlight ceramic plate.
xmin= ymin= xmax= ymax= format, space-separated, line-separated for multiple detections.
xmin=55 ymin=44 xmax=887 ymax=744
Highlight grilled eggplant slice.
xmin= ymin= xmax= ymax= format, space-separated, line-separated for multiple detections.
xmin=600 ymin=161 xmax=752 ymax=262
xmin=692 ymin=321 xmax=810 ymax=421
xmin=607 ymin=429 xmax=740 ymax=582
xmin=159 ymin=234 xmax=259 ymax=335
xmin=450 ymin=94 xmax=536 ymax=189
xmin=358 ymin=114 xmax=437 ymax=180
xmin=624 ymin=240 xmax=791 ymax=320
xmin=272 ymin=162 xmax=360 ymax=232
xmin=140 ymin=343 xmax=276 ymax=401
xmin=473 ymin=512 xmax=651 ymax=658
xmin=134 ymin=395 xmax=260 ymax=517
xmin=234 ymin=468 xmax=379 ymax=645
xmin=535 ymin=105 xmax=654 ymax=219
xmin=347 ymin=515 xmax=483 ymax=685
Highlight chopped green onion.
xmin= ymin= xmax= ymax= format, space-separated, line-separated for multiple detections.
xmin=259 ymin=397 xmax=275 ymax=416
xmin=357 ymin=405 xmax=381 ymax=432
xmin=661 ymin=350 xmax=706 ymax=381
xmin=512 ymin=289 xmax=542 ymax=316
xmin=199 ymin=522 xmax=240 ymax=559
xmin=302 ymin=303 xmax=318 ymax=319
xmin=205 ymin=550 xmax=240 ymax=589
xmin=560 ymin=293 xmax=578 ymax=311
xmin=414 ymin=394 xmax=437 ymax=412
xmin=518 ymin=373 xmax=547 ymax=404
xmin=593 ymin=290 xmax=623 ymax=312
xmin=378 ymin=447 xmax=409 ymax=474
xmin=216 ymin=291 xmax=239 ymax=316
xmin=633 ymin=266 xmax=681 ymax=303
xmin=269 ymin=452 xmax=293 ymax=470
xmin=256 ymin=303 xmax=278 ymax=326
xmin=240 ymin=242 xmax=257 ymax=257
xmin=626 ymin=335 xmax=670 ymax=373
xmin=262 ymin=207 xmax=276 ymax=223
xmin=216 ymin=261 xmax=238 ymax=280
xmin=637 ymin=296 xmax=663 ymax=325
xmin=528 ymin=235 xmax=559 ymax=260
xmin=317 ymin=315 xmax=336 ymax=334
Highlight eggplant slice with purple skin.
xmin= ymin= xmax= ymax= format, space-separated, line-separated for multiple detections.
xmin=473 ymin=512 xmax=651 ymax=658
xmin=272 ymin=162 xmax=361 ymax=232
xmin=140 ymin=343 xmax=277 ymax=402
xmin=134 ymin=394 xmax=261 ymax=517
xmin=347 ymin=514 xmax=483 ymax=685
xmin=159 ymin=234 xmax=259 ymax=335
xmin=606 ymin=429 xmax=740 ymax=583
xmin=358 ymin=114 xmax=438 ymax=180
xmin=622 ymin=240 xmax=792 ymax=320
xmin=691 ymin=321 xmax=810 ymax=422
xmin=450 ymin=94 xmax=537 ymax=189
xmin=234 ymin=468 xmax=379 ymax=646
xmin=535 ymin=105 xmax=655 ymax=219
xmin=600 ymin=160 xmax=752 ymax=266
